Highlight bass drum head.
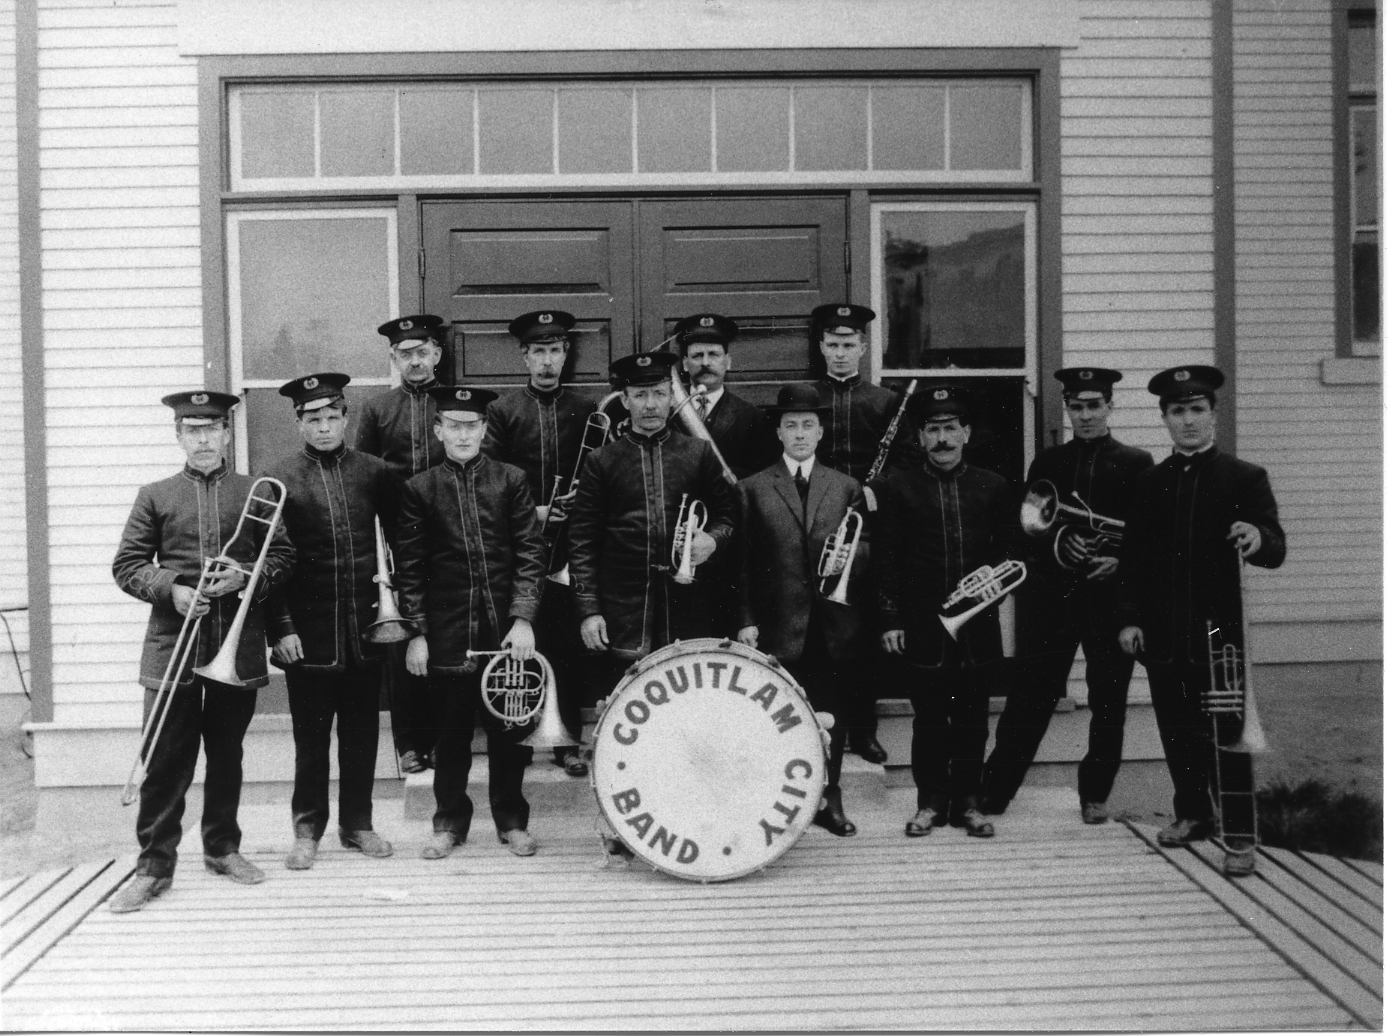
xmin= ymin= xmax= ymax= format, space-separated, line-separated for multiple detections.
xmin=591 ymin=638 xmax=827 ymax=883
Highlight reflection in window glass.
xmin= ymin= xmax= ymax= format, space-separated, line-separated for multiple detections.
xmin=1349 ymin=15 xmax=1377 ymax=87
xmin=1353 ymin=236 xmax=1380 ymax=343
xmin=1348 ymin=10 xmax=1379 ymax=348
xmin=238 ymin=217 xmax=393 ymax=380
xmin=881 ymin=209 xmax=1027 ymax=370
xmin=239 ymin=91 xmax=315 ymax=179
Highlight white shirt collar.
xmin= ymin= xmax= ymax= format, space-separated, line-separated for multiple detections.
xmin=697 ymin=386 xmax=726 ymax=410
xmin=783 ymin=454 xmax=816 ymax=479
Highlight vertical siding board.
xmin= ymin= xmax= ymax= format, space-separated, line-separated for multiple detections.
xmin=0 ymin=0 xmax=26 ymax=678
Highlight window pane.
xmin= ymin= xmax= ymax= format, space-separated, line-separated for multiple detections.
xmin=1353 ymin=232 xmax=1380 ymax=343
xmin=794 ymin=87 xmax=868 ymax=171
xmin=320 ymin=90 xmax=395 ymax=177
xmin=1349 ymin=15 xmax=1378 ymax=88
xmin=715 ymin=87 xmax=789 ymax=172
xmin=636 ymin=88 xmax=712 ymax=173
xmin=1353 ymin=106 xmax=1378 ymax=228
xmin=401 ymin=88 xmax=473 ymax=176
xmin=881 ymin=209 xmax=1027 ymax=369
xmin=872 ymin=86 xmax=946 ymax=171
xmin=950 ymin=83 xmax=1024 ymax=171
xmin=558 ymin=88 xmax=632 ymax=174
xmin=238 ymin=216 xmax=393 ymax=380
xmin=239 ymin=90 xmax=315 ymax=179
xmin=479 ymin=89 xmax=553 ymax=174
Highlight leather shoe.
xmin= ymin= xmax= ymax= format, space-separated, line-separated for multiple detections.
xmin=421 ymin=831 xmax=459 ymax=860
xmin=979 ymin=795 xmax=1009 ymax=817
xmin=602 ymin=836 xmax=635 ymax=861
xmin=905 ymin=807 xmax=941 ymax=837
xmin=559 ymin=751 xmax=589 ymax=778
xmin=1081 ymin=801 xmax=1110 ymax=825
xmin=958 ymin=809 xmax=995 ymax=839
xmin=285 ymin=838 xmax=318 ymax=870
xmin=204 ymin=852 xmax=265 ymax=885
xmin=850 ymin=737 xmax=888 ymax=765
xmin=108 ymin=875 xmax=171 ymax=914
xmin=398 ymin=749 xmax=426 ymax=774
xmin=340 ymin=830 xmax=393 ymax=858
xmin=1222 ymin=838 xmax=1257 ymax=877
xmin=812 ymin=787 xmax=857 ymax=837
xmin=1156 ymin=818 xmax=1213 ymax=847
xmin=499 ymin=829 xmax=537 ymax=857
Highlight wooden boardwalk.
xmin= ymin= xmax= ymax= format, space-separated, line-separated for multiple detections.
xmin=1 ymin=819 xmax=1379 ymax=1031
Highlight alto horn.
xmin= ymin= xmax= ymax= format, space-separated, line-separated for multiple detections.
xmin=1020 ymin=479 xmax=1125 ymax=568
xmin=468 ymin=649 xmax=577 ymax=750
xmin=365 ymin=515 xmax=417 ymax=644
xmin=939 ymin=560 xmax=1027 ymax=641
xmin=818 ymin=508 xmax=863 ymax=605
xmin=671 ymin=494 xmax=708 ymax=585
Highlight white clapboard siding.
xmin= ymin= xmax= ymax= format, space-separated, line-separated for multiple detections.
xmin=36 ymin=0 xmax=200 ymax=719
xmin=1233 ymin=0 xmax=1382 ymax=631
xmin=0 ymin=0 xmax=29 ymax=679
xmin=1061 ymin=0 xmax=1216 ymax=459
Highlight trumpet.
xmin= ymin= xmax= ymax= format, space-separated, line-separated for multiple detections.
xmin=122 ymin=476 xmax=287 ymax=806
xmin=1203 ymin=558 xmax=1268 ymax=857
xmin=667 ymin=367 xmax=738 ymax=486
xmin=542 ymin=410 xmax=611 ymax=586
xmin=671 ymin=494 xmax=708 ymax=585
xmin=365 ymin=515 xmax=417 ymax=644
xmin=467 ymin=649 xmax=576 ymax=750
xmin=1020 ymin=479 xmax=1125 ymax=570
xmin=817 ymin=508 xmax=863 ymax=605
xmin=938 ymin=560 xmax=1027 ymax=640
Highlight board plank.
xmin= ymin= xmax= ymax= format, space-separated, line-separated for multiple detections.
xmin=1 ymin=858 xmax=134 ymax=991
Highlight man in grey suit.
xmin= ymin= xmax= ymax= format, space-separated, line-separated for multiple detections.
xmin=736 ymin=383 xmax=871 ymax=837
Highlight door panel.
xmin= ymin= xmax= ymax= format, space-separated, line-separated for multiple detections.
xmin=638 ymin=197 xmax=847 ymax=399
xmin=422 ymin=200 xmax=634 ymax=384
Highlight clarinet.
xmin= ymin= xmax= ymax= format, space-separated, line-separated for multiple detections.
xmin=863 ymin=379 xmax=918 ymax=486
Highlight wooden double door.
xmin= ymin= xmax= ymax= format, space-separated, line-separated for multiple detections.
xmin=421 ymin=196 xmax=848 ymax=403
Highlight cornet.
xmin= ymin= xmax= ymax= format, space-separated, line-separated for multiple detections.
xmin=938 ymin=560 xmax=1027 ymax=640
xmin=467 ymin=649 xmax=576 ymax=750
xmin=1020 ymin=479 xmax=1125 ymax=570
xmin=543 ymin=410 xmax=611 ymax=586
xmin=365 ymin=515 xmax=417 ymax=644
xmin=122 ymin=476 xmax=287 ymax=806
xmin=671 ymin=494 xmax=708 ymax=585
xmin=817 ymin=508 xmax=863 ymax=605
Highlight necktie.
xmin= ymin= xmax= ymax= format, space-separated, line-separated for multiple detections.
xmin=794 ymin=466 xmax=809 ymax=504
xmin=695 ymin=394 xmax=710 ymax=422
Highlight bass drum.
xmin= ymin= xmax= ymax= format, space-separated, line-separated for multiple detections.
xmin=591 ymin=638 xmax=827 ymax=882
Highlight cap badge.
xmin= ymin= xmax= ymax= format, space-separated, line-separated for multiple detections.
xmin=190 ymin=392 xmax=209 ymax=405
xmin=398 ymin=319 xmax=413 ymax=332
xmin=303 ymin=376 xmax=319 ymax=391
xmin=455 ymin=389 xmax=471 ymax=401
xmin=1079 ymin=370 xmax=1093 ymax=381
xmin=699 ymin=316 xmax=714 ymax=328
xmin=933 ymin=388 xmax=949 ymax=401
xmin=837 ymin=306 xmax=851 ymax=317
xmin=538 ymin=313 xmax=553 ymax=324
xmin=1174 ymin=370 xmax=1190 ymax=382
xmin=636 ymin=356 xmax=651 ymax=367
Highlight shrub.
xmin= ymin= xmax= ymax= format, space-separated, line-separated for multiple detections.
xmin=1256 ymin=779 xmax=1382 ymax=863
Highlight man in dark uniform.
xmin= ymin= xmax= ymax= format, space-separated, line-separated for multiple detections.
xmin=483 ymin=310 xmax=597 ymax=778
xmin=878 ymin=385 xmax=1017 ymax=839
xmin=737 ymin=383 xmax=871 ymax=837
xmin=264 ymin=373 xmax=399 ymax=871
xmin=1117 ymin=365 xmax=1285 ymax=876
xmin=982 ymin=368 xmax=1154 ymax=824
xmin=812 ymin=302 xmax=915 ymax=765
xmin=567 ymin=351 xmax=738 ymax=679
xmin=355 ymin=314 xmax=446 ymax=774
xmin=395 ymin=384 xmax=548 ymax=860
xmin=110 ymin=390 xmax=295 ymax=912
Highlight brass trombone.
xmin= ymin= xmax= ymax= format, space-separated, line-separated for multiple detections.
xmin=542 ymin=410 xmax=611 ymax=586
xmin=1020 ymin=479 xmax=1125 ymax=570
xmin=671 ymin=494 xmax=708 ymax=585
xmin=466 ymin=649 xmax=576 ymax=750
xmin=817 ymin=508 xmax=863 ymax=605
xmin=365 ymin=515 xmax=417 ymax=644
xmin=121 ymin=476 xmax=287 ymax=806
xmin=938 ymin=560 xmax=1027 ymax=640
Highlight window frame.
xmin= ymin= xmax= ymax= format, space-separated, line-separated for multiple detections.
xmin=1333 ymin=1 xmax=1382 ymax=358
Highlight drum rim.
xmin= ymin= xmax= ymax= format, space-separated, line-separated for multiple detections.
xmin=590 ymin=638 xmax=827 ymax=883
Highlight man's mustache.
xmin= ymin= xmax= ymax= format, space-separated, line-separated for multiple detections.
xmin=931 ymin=443 xmax=956 ymax=453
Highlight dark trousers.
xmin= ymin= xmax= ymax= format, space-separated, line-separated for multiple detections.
xmin=430 ymin=670 xmax=532 ymax=838
xmin=385 ymin=642 xmax=437 ymax=759
xmin=907 ymin=665 xmax=992 ymax=813
xmin=533 ymin=581 xmax=585 ymax=754
xmin=135 ymin=677 xmax=256 ymax=878
xmin=782 ymin=636 xmax=849 ymax=793
xmin=985 ymin=604 xmax=1135 ymax=806
xmin=1147 ymin=662 xmax=1255 ymax=832
xmin=286 ymin=661 xmax=382 ymax=840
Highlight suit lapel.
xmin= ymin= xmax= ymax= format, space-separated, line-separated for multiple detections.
xmin=805 ymin=464 xmax=830 ymax=533
xmin=770 ymin=464 xmax=806 ymax=530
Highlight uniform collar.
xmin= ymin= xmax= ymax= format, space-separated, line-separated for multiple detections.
xmin=923 ymin=458 xmax=967 ymax=481
xmin=402 ymin=377 xmax=437 ymax=397
xmin=1173 ymin=442 xmax=1216 ymax=459
xmin=1074 ymin=432 xmax=1112 ymax=450
xmin=823 ymin=373 xmax=862 ymax=390
xmin=525 ymin=383 xmax=565 ymax=404
xmin=443 ymin=453 xmax=484 ymax=474
xmin=303 ymin=442 xmax=348 ymax=464
xmin=182 ymin=461 xmax=230 ymax=484
xmin=627 ymin=425 xmax=672 ymax=446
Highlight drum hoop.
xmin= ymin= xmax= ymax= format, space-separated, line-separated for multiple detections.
xmin=590 ymin=638 xmax=827 ymax=883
